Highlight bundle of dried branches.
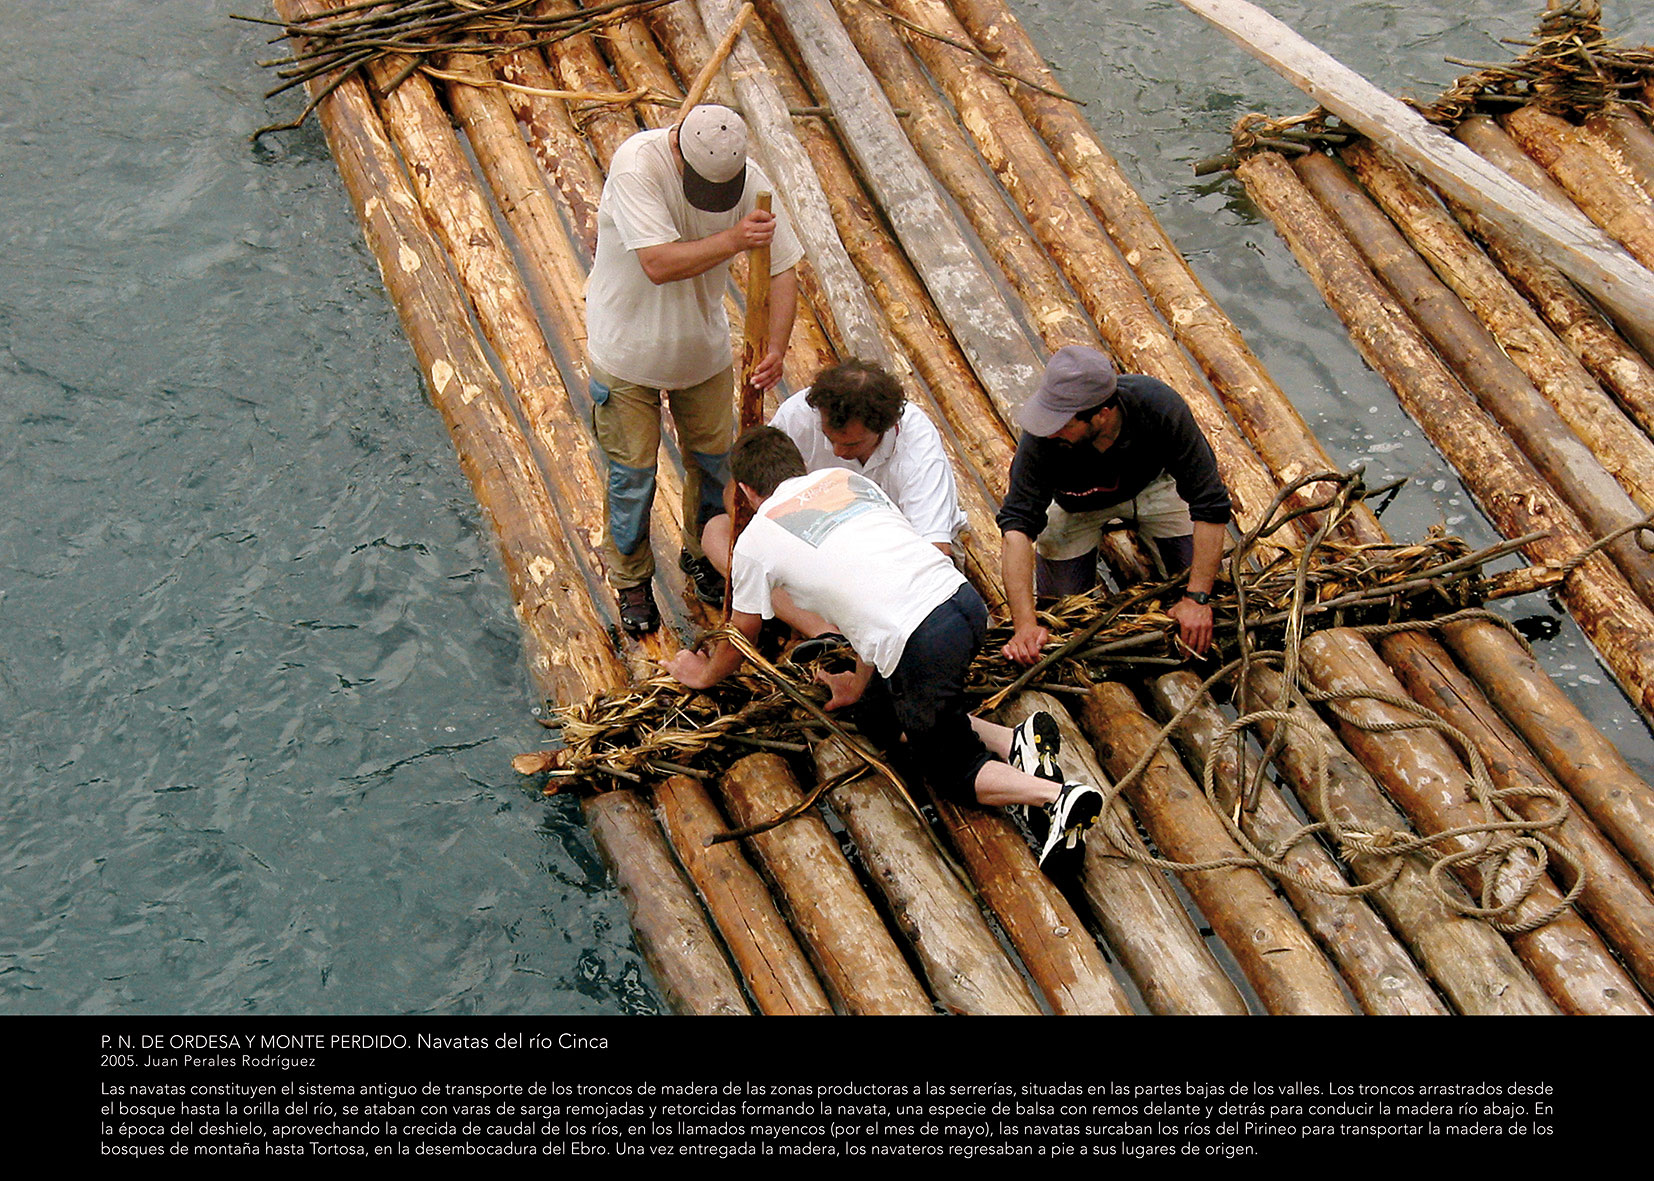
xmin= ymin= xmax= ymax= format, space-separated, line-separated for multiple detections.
xmin=241 ymin=0 xmax=680 ymax=136
xmin=1421 ymin=1 xmax=1654 ymax=125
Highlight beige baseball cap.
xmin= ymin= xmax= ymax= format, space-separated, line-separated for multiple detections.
xmin=678 ymin=105 xmax=748 ymax=213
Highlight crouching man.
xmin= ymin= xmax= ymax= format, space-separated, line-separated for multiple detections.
xmin=666 ymin=427 xmax=1102 ymax=868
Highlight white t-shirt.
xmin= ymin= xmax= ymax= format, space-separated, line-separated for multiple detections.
xmin=731 ymin=468 xmax=967 ymax=677
xmin=770 ymin=388 xmax=967 ymax=544
xmin=586 ymin=128 xmax=805 ymax=390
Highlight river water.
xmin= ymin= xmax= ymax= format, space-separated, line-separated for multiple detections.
xmin=3 ymin=1 xmax=1650 ymax=1015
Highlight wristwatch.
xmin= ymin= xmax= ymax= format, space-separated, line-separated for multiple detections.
xmin=1184 ymin=590 xmax=1211 ymax=605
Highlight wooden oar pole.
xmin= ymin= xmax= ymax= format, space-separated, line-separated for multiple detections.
xmin=739 ymin=191 xmax=772 ymax=429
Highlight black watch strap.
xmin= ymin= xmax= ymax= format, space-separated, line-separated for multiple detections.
xmin=1185 ymin=590 xmax=1211 ymax=605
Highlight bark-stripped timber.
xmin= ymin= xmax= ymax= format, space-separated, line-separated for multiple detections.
xmin=654 ymin=774 xmax=833 ymax=1015
xmin=1344 ymin=139 xmax=1654 ymax=516
xmin=583 ymin=788 xmax=751 ymax=1014
xmin=717 ymin=754 xmax=933 ymax=1014
xmin=640 ymin=4 xmax=1008 ymax=611
xmin=1146 ymin=672 xmax=1449 ymax=1016
xmin=946 ymin=0 xmax=1343 ymax=518
xmin=1296 ymin=152 xmax=1654 ymax=607
xmin=1238 ymin=150 xmax=1654 ymax=722
xmin=764 ymin=0 xmax=1045 ymax=426
xmin=1381 ymin=636 xmax=1654 ymax=998
xmin=1175 ymin=0 xmax=1654 ymax=344
xmin=1078 ymin=683 xmax=1355 ymax=1015
xmin=791 ymin=0 xmax=1093 ymax=353
xmin=1504 ymin=104 xmax=1654 ymax=279
xmin=924 ymin=766 xmax=1134 ymax=1015
xmin=272 ymin=0 xmax=742 ymax=1011
xmin=811 ymin=738 xmax=1042 ymax=1015
xmin=1453 ymin=116 xmax=1654 ymax=441
xmin=1442 ymin=618 xmax=1654 ymax=890
xmin=494 ymin=31 xmax=606 ymax=257
xmin=1238 ymin=666 xmax=1557 ymax=1014
xmin=859 ymin=0 xmax=1287 ymax=545
xmin=537 ymin=0 xmax=648 ymax=167
xmin=1298 ymin=630 xmax=1651 ymax=1016
xmin=1004 ymin=693 xmax=1249 ymax=1015
xmin=1586 ymin=107 xmax=1654 ymax=206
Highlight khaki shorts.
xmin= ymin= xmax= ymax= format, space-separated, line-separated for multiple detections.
xmin=1034 ymin=471 xmax=1193 ymax=561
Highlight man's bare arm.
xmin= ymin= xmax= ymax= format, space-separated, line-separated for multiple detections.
xmin=635 ymin=209 xmax=777 ymax=285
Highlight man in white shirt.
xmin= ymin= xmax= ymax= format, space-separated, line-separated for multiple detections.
xmin=586 ymin=104 xmax=803 ymax=635
xmin=666 ymin=427 xmax=1102 ymax=869
xmin=700 ymin=359 xmax=964 ymax=638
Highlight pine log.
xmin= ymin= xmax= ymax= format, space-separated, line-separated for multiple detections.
xmin=537 ymin=0 xmax=649 ymax=166
xmin=1175 ymin=0 xmax=1654 ymax=341
xmin=807 ymin=0 xmax=1094 ymax=353
xmin=1237 ymin=665 xmax=1556 ymax=1014
xmin=583 ymin=789 xmax=750 ymax=1014
xmin=1505 ymin=104 xmax=1654 ymax=278
xmin=494 ymin=30 xmax=606 ymax=254
xmin=1237 ymin=150 xmax=1654 ymax=722
xmin=1299 ymin=630 xmax=1651 ymax=1015
xmin=1079 ymin=683 xmax=1355 ymax=1015
xmin=653 ymin=775 xmax=833 ymax=1015
xmin=1295 ymin=152 xmax=1654 ymax=606
xmin=717 ymin=753 xmax=933 ymax=1014
xmin=1441 ymin=617 xmax=1654 ymax=889
xmin=1146 ymin=671 xmax=1449 ymax=1015
xmin=1344 ymin=139 xmax=1654 ymax=515
xmin=1380 ymin=635 xmax=1654 ymax=997
xmin=763 ymin=0 xmax=1049 ymax=426
xmin=924 ymin=779 xmax=1133 ymax=1014
xmin=1003 ymin=693 xmax=1248 ymax=1015
xmin=1585 ymin=106 xmax=1654 ymax=205
xmin=811 ymin=738 xmax=1042 ymax=1014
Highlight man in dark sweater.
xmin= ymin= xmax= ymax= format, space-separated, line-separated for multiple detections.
xmin=997 ymin=346 xmax=1232 ymax=663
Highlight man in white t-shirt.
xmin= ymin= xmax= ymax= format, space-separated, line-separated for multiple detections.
xmin=586 ymin=104 xmax=804 ymax=635
xmin=700 ymin=359 xmax=964 ymax=638
xmin=665 ymin=427 xmax=1103 ymax=869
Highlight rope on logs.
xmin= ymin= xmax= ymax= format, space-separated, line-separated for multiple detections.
xmin=516 ymin=469 xmax=1627 ymax=934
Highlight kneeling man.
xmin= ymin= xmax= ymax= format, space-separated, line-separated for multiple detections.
xmin=667 ymin=427 xmax=1101 ymax=868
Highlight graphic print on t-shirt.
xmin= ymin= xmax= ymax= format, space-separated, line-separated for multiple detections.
xmin=765 ymin=469 xmax=892 ymax=547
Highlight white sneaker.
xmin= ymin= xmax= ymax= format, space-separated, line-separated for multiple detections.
xmin=1037 ymin=780 xmax=1103 ymax=870
xmin=1009 ymin=710 xmax=1063 ymax=783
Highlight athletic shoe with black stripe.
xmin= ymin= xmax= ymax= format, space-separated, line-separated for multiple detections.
xmin=1037 ymin=780 xmax=1104 ymax=870
xmin=1008 ymin=710 xmax=1063 ymax=783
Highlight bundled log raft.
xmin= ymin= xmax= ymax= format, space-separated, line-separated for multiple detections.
xmin=261 ymin=0 xmax=1654 ymax=1014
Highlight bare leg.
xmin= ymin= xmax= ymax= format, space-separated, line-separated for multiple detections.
xmin=972 ymin=760 xmax=1062 ymax=808
xmin=969 ymin=716 xmax=1013 ymax=760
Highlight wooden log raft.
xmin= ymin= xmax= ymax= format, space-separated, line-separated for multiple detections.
xmin=717 ymin=754 xmax=933 ymax=1015
xmin=1147 ymin=671 xmax=1450 ymax=1016
xmin=1300 ymin=630 xmax=1651 ymax=1016
xmin=1238 ymin=666 xmax=1557 ymax=1014
xmin=1236 ymin=150 xmax=1654 ymax=723
xmin=1079 ymin=683 xmax=1355 ymax=1015
xmin=812 ymin=739 xmax=1042 ymax=1015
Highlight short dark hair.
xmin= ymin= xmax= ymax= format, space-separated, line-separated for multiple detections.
xmin=805 ymin=359 xmax=905 ymax=434
xmin=731 ymin=426 xmax=807 ymax=497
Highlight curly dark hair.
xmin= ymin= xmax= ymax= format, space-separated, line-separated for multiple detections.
xmin=805 ymin=359 xmax=905 ymax=434
xmin=731 ymin=426 xmax=807 ymax=497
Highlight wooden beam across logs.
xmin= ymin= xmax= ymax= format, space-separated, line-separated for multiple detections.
xmin=1146 ymin=671 xmax=1450 ymax=1016
xmin=1175 ymin=0 xmax=1654 ymax=343
xmin=271 ymin=0 xmax=747 ymax=1013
